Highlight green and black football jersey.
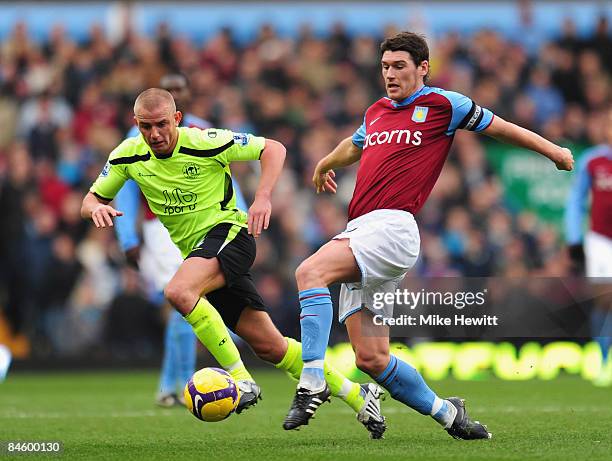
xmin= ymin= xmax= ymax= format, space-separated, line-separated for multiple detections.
xmin=91 ymin=127 xmax=265 ymax=257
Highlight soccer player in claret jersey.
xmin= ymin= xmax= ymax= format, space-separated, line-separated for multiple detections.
xmin=81 ymin=88 xmax=387 ymax=437
xmin=283 ymin=32 xmax=574 ymax=438
xmin=565 ymin=106 xmax=612 ymax=387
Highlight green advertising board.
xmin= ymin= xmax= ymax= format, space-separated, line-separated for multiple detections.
xmin=484 ymin=140 xmax=589 ymax=231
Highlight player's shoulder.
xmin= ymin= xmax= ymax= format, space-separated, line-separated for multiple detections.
xmin=416 ymin=86 xmax=470 ymax=108
xmin=109 ymin=136 xmax=149 ymax=162
xmin=581 ymin=145 xmax=612 ymax=167
xmin=180 ymin=126 xmax=235 ymax=150
xmin=367 ymin=87 xmax=466 ymax=113
xmin=582 ymin=144 xmax=611 ymax=159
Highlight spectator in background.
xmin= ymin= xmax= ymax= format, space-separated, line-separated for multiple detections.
xmin=0 ymin=144 xmax=35 ymax=337
xmin=38 ymin=233 xmax=83 ymax=352
xmin=105 ymin=267 xmax=163 ymax=360
xmin=525 ymin=66 xmax=565 ymax=127
xmin=584 ymin=16 xmax=611 ymax=70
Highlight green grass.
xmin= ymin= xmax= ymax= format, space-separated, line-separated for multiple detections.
xmin=0 ymin=369 xmax=610 ymax=460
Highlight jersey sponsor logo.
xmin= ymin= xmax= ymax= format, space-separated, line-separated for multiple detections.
xmin=364 ymin=130 xmax=422 ymax=148
xmin=411 ymin=106 xmax=429 ymax=123
xmin=182 ymin=162 xmax=201 ymax=179
xmin=369 ymin=116 xmax=382 ymax=126
xmin=100 ymin=162 xmax=111 ymax=177
xmin=233 ymin=133 xmax=249 ymax=147
xmin=162 ymin=188 xmax=198 ymax=214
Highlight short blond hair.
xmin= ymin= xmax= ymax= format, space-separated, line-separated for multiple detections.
xmin=133 ymin=88 xmax=176 ymax=114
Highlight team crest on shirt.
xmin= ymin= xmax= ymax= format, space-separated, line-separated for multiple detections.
xmin=412 ymin=106 xmax=429 ymax=123
xmin=183 ymin=162 xmax=201 ymax=179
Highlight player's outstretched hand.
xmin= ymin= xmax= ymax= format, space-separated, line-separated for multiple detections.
xmin=248 ymin=195 xmax=272 ymax=238
xmin=91 ymin=204 xmax=123 ymax=228
xmin=313 ymin=168 xmax=337 ymax=194
xmin=554 ymin=147 xmax=574 ymax=171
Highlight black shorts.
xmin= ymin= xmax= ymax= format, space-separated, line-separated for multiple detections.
xmin=186 ymin=223 xmax=266 ymax=330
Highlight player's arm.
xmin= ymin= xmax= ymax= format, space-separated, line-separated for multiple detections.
xmin=81 ymin=151 xmax=130 ymax=228
xmin=313 ymin=136 xmax=363 ymax=194
xmin=248 ymin=138 xmax=286 ymax=237
xmin=483 ymin=116 xmax=574 ymax=171
xmin=223 ymin=132 xmax=286 ymax=237
xmin=81 ymin=192 xmax=124 ymax=228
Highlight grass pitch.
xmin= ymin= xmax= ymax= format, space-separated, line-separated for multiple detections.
xmin=0 ymin=369 xmax=610 ymax=460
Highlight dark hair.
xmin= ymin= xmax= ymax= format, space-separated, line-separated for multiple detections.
xmin=380 ymin=32 xmax=429 ymax=77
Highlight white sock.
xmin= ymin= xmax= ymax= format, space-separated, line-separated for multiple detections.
xmin=431 ymin=398 xmax=458 ymax=429
xmin=298 ymin=361 xmax=325 ymax=391
xmin=336 ymin=378 xmax=354 ymax=400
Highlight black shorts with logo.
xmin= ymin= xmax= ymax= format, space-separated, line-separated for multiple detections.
xmin=186 ymin=222 xmax=266 ymax=331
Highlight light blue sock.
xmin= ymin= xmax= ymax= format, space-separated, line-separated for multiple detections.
xmin=173 ymin=309 xmax=197 ymax=388
xmin=298 ymin=287 xmax=332 ymax=390
xmin=159 ymin=310 xmax=179 ymax=395
xmin=592 ymin=308 xmax=612 ymax=364
xmin=375 ymin=355 xmax=456 ymax=427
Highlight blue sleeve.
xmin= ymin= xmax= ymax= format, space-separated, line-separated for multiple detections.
xmin=183 ymin=114 xmax=212 ymax=129
xmin=114 ymin=179 xmax=141 ymax=251
xmin=126 ymin=125 xmax=140 ymax=138
xmin=232 ymin=178 xmax=248 ymax=211
xmin=564 ymin=153 xmax=593 ymax=245
xmin=352 ymin=117 xmax=366 ymax=148
xmin=441 ymin=90 xmax=494 ymax=135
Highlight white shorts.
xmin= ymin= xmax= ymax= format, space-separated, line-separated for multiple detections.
xmin=585 ymin=231 xmax=612 ymax=279
xmin=334 ymin=209 xmax=420 ymax=323
xmin=139 ymin=218 xmax=183 ymax=292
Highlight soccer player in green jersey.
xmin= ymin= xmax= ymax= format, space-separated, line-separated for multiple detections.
xmin=81 ymin=88 xmax=386 ymax=436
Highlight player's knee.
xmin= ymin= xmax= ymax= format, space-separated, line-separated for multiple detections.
xmin=295 ymin=259 xmax=324 ymax=288
xmin=294 ymin=261 xmax=310 ymax=285
xmin=164 ymin=283 xmax=194 ymax=313
xmin=355 ymin=349 xmax=390 ymax=377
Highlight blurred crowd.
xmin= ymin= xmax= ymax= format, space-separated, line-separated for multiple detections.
xmin=0 ymin=13 xmax=610 ymax=358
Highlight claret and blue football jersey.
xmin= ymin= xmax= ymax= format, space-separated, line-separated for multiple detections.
xmin=350 ymin=86 xmax=494 ymax=220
